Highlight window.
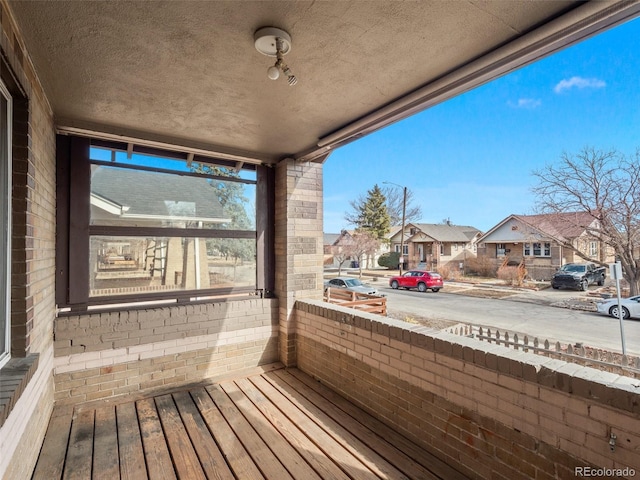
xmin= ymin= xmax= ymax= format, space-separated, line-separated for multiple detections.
xmin=56 ymin=137 xmax=274 ymax=310
xmin=0 ymin=81 xmax=11 ymax=368
xmin=496 ymin=243 xmax=506 ymax=256
xmin=524 ymin=242 xmax=550 ymax=257
xmin=589 ymin=241 xmax=598 ymax=257
xmin=402 ymin=245 xmax=408 ymax=255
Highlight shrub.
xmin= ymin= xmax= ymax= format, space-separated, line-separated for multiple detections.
xmin=439 ymin=263 xmax=464 ymax=281
xmin=378 ymin=251 xmax=400 ymax=269
xmin=497 ymin=263 xmax=527 ymax=286
xmin=466 ymin=256 xmax=497 ymax=277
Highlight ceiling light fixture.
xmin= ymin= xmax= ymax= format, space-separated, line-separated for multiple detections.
xmin=254 ymin=27 xmax=297 ymax=86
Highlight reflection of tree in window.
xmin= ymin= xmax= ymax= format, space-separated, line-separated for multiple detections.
xmin=192 ymin=163 xmax=254 ymax=265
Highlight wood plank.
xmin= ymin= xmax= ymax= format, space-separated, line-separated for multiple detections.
xmin=92 ymin=406 xmax=120 ymax=479
xmin=235 ymin=378 xmax=351 ymax=480
xmin=261 ymin=373 xmax=411 ymax=480
xmin=32 ymin=407 xmax=74 ymax=480
xmin=172 ymin=390 xmax=235 ymax=480
xmin=116 ymin=402 xmax=148 ymax=480
xmin=220 ymin=380 xmax=323 ymax=480
xmin=154 ymin=394 xmax=206 ymax=480
xmin=189 ymin=387 xmax=265 ymax=479
xmin=136 ymin=398 xmax=177 ymax=480
xmin=62 ymin=409 xmax=95 ymax=480
xmin=206 ymin=384 xmax=294 ymax=480
xmin=286 ymin=369 xmax=469 ymax=480
xmin=271 ymin=370 xmax=441 ymax=480
xmin=249 ymin=375 xmax=378 ymax=480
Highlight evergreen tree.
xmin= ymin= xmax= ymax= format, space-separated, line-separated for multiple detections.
xmin=352 ymin=184 xmax=390 ymax=241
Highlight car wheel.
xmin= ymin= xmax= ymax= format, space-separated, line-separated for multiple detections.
xmin=432 ymin=288 xmax=440 ymax=293
xmin=597 ymin=275 xmax=604 ymax=286
xmin=417 ymin=282 xmax=427 ymax=292
xmin=391 ymin=280 xmax=399 ymax=289
xmin=580 ymin=279 xmax=588 ymax=291
xmin=609 ymin=306 xmax=630 ymax=320
xmin=552 ymin=285 xmax=559 ymax=290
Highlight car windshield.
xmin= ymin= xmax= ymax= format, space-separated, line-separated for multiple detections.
xmin=559 ymin=264 xmax=586 ymax=273
xmin=344 ymin=279 xmax=363 ymax=287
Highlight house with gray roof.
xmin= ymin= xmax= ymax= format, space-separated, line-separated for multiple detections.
xmin=91 ymin=166 xmax=231 ymax=226
xmin=90 ymin=167 xmax=234 ymax=292
xmin=388 ymin=222 xmax=482 ymax=271
xmin=476 ymin=212 xmax=615 ymax=280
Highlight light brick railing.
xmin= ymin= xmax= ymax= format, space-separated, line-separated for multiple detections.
xmin=295 ymin=299 xmax=640 ymax=480
xmin=53 ymin=299 xmax=279 ymax=405
xmin=445 ymin=324 xmax=640 ymax=379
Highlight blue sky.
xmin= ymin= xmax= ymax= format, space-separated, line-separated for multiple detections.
xmin=323 ymin=16 xmax=640 ymax=234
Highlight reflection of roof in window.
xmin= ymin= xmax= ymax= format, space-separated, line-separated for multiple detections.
xmin=91 ymin=166 xmax=228 ymax=221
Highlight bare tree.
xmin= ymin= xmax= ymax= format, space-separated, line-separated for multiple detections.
xmin=381 ymin=185 xmax=423 ymax=226
xmin=331 ymin=245 xmax=350 ymax=276
xmin=531 ymin=147 xmax=640 ymax=295
xmin=344 ymin=231 xmax=380 ymax=278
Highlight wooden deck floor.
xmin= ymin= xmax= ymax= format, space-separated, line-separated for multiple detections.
xmin=32 ymin=367 xmax=467 ymax=479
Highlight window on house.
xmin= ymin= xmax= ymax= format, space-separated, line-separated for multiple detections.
xmin=409 ymin=227 xmax=417 ymax=235
xmin=589 ymin=241 xmax=598 ymax=257
xmin=524 ymin=242 xmax=550 ymax=257
xmin=402 ymin=245 xmax=408 ymax=255
xmin=0 ymin=81 xmax=11 ymax=368
xmin=440 ymin=244 xmax=444 ymax=255
xmin=497 ymin=243 xmax=506 ymax=256
xmin=56 ymin=137 xmax=274 ymax=311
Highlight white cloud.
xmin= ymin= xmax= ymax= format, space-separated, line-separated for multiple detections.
xmin=554 ymin=76 xmax=606 ymax=94
xmin=508 ymin=98 xmax=541 ymax=109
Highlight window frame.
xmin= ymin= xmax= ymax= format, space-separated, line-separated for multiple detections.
xmin=0 ymin=80 xmax=11 ymax=368
xmin=56 ymin=136 xmax=275 ymax=312
xmin=523 ymin=242 xmax=551 ymax=257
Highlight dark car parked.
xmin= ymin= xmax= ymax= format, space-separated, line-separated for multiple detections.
xmin=551 ymin=263 xmax=606 ymax=291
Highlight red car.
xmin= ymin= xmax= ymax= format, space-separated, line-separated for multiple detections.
xmin=389 ymin=270 xmax=443 ymax=292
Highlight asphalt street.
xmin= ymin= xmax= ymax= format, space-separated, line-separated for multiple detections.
xmin=377 ymin=283 xmax=639 ymax=355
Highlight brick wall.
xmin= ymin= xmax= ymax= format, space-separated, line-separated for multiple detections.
xmin=0 ymin=1 xmax=57 ymax=478
xmin=53 ymin=299 xmax=279 ymax=405
xmin=295 ymin=300 xmax=640 ymax=480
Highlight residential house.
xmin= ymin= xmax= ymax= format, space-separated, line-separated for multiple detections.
xmin=477 ymin=212 xmax=614 ymax=280
xmin=388 ymin=222 xmax=482 ymax=272
xmin=2 ymin=2 xmax=638 ymax=479
xmin=324 ymin=230 xmax=389 ymax=269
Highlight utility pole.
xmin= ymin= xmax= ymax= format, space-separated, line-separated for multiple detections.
xmin=384 ymin=181 xmax=407 ymax=276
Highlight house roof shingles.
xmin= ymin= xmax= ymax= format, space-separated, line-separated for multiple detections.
xmin=513 ymin=212 xmax=596 ymax=241
xmin=91 ymin=166 xmax=228 ymax=221
xmin=409 ymin=223 xmax=481 ymax=242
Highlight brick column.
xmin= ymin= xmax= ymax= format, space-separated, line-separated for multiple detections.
xmin=274 ymin=159 xmax=324 ymax=366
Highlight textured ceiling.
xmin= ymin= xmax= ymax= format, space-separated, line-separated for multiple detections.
xmin=7 ymin=1 xmax=640 ymax=163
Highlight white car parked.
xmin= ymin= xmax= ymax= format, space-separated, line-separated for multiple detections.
xmin=596 ymin=295 xmax=640 ymax=320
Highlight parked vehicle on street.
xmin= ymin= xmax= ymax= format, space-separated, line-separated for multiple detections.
xmin=324 ymin=277 xmax=379 ymax=295
xmin=596 ymin=295 xmax=640 ymax=320
xmin=389 ymin=270 xmax=443 ymax=292
xmin=551 ymin=263 xmax=606 ymax=291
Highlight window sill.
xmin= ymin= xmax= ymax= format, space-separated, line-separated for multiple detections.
xmin=0 ymin=354 xmax=39 ymax=429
